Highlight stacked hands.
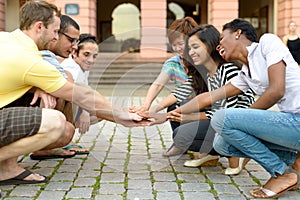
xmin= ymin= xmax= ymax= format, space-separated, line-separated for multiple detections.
xmin=128 ymin=105 xmax=184 ymax=126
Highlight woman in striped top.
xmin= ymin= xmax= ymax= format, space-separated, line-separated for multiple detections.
xmin=154 ymin=24 xmax=255 ymax=175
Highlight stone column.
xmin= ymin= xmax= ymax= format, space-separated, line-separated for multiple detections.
xmin=140 ymin=0 xmax=167 ymax=57
xmin=277 ymin=0 xmax=300 ymax=38
xmin=54 ymin=0 xmax=97 ymax=36
xmin=0 ymin=0 xmax=5 ymax=31
xmin=208 ymin=0 xmax=238 ymax=32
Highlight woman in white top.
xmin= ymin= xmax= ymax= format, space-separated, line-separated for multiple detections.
xmin=164 ymin=18 xmax=300 ymax=198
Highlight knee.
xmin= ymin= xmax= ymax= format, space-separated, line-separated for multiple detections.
xmin=49 ymin=121 xmax=75 ymax=147
xmin=211 ymin=109 xmax=226 ymax=133
xmin=42 ymin=109 xmax=66 ymax=142
xmin=57 ymin=122 xmax=75 ymax=146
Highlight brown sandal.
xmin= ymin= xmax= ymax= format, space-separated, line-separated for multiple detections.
xmin=249 ymin=167 xmax=300 ymax=198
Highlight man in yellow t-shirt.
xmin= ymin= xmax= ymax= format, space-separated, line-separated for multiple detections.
xmin=0 ymin=0 xmax=148 ymax=186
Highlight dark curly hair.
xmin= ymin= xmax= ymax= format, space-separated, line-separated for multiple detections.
xmin=222 ymin=18 xmax=258 ymax=42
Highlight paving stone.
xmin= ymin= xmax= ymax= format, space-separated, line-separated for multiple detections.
xmin=128 ymin=179 xmax=152 ymax=190
xmin=9 ymin=185 xmax=40 ymax=197
xmin=181 ymin=182 xmax=211 ymax=191
xmin=153 ymin=182 xmax=178 ymax=191
xmin=214 ymin=183 xmax=240 ymax=194
xmin=105 ymin=158 xmax=126 ymax=165
xmin=206 ymin=174 xmax=232 ymax=184
xmin=183 ymin=191 xmax=216 ymax=199
xmin=152 ymin=172 xmax=176 ymax=181
xmin=74 ymin=177 xmax=97 ymax=186
xmin=107 ymin=152 xmax=128 ymax=159
xmin=177 ymin=173 xmax=206 ymax=182
xmin=35 ymin=160 xmax=60 ymax=167
xmin=38 ymin=190 xmax=65 ymax=200
xmin=0 ymin=188 xmax=11 ymax=197
xmin=62 ymin=158 xmax=84 ymax=165
xmin=100 ymin=173 xmax=125 ymax=183
xmin=99 ymin=183 xmax=125 ymax=194
xmin=250 ymin=171 xmax=271 ymax=181
xmin=77 ymin=169 xmax=101 ymax=177
xmin=156 ymin=192 xmax=181 ymax=200
xmin=126 ymin=189 xmax=154 ymax=199
xmin=57 ymin=164 xmax=81 ymax=173
xmin=218 ymin=193 xmax=247 ymax=200
xmin=95 ymin=194 xmax=123 ymax=200
xmin=127 ymin=163 xmax=149 ymax=171
xmin=148 ymin=158 xmax=173 ymax=171
xmin=102 ymin=164 xmax=125 ymax=172
xmin=128 ymin=172 xmax=151 ymax=179
xmin=51 ymin=172 xmax=77 ymax=181
xmin=45 ymin=181 xmax=73 ymax=191
xmin=65 ymin=187 xmax=93 ymax=198
xmin=232 ymin=177 xmax=259 ymax=186
xmin=173 ymin=164 xmax=201 ymax=173
xmin=278 ymin=191 xmax=300 ymax=199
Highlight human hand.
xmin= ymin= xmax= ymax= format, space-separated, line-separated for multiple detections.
xmin=31 ymin=88 xmax=56 ymax=108
xmin=139 ymin=112 xmax=168 ymax=125
xmin=128 ymin=104 xmax=149 ymax=113
xmin=167 ymin=110 xmax=185 ymax=122
xmin=75 ymin=110 xmax=90 ymax=134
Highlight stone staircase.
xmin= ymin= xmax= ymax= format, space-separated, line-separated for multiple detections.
xmin=89 ymin=52 xmax=171 ymax=86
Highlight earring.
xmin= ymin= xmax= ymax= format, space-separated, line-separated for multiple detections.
xmin=235 ymin=35 xmax=239 ymax=39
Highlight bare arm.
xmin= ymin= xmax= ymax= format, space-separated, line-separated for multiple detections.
xmin=150 ymin=93 xmax=178 ymax=113
xmin=173 ymin=83 xmax=242 ymax=114
xmin=167 ymin=111 xmax=208 ymax=122
xmin=250 ymin=61 xmax=286 ymax=109
xmin=50 ymin=82 xmax=147 ymax=126
xmin=282 ymin=35 xmax=288 ymax=46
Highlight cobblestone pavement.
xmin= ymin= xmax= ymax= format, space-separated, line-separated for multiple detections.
xmin=1 ymin=95 xmax=299 ymax=200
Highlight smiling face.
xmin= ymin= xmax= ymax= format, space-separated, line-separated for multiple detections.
xmin=171 ymin=35 xmax=185 ymax=56
xmin=73 ymin=42 xmax=99 ymax=71
xmin=218 ymin=29 xmax=238 ymax=61
xmin=188 ymin=34 xmax=209 ymax=65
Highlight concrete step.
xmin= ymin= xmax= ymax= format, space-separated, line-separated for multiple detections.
xmin=89 ymin=52 xmax=172 ymax=85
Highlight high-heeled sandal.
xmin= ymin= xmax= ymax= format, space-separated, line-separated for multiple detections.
xmin=249 ymin=167 xmax=300 ymax=198
xmin=224 ymin=157 xmax=250 ymax=175
xmin=184 ymin=155 xmax=220 ymax=167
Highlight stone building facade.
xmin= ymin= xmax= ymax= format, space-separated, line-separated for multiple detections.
xmin=1 ymin=0 xmax=300 ymax=56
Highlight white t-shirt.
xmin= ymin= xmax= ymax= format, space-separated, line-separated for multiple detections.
xmin=61 ymin=56 xmax=89 ymax=85
xmin=231 ymin=33 xmax=300 ymax=113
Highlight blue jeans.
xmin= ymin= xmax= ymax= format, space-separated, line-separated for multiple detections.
xmin=211 ymin=108 xmax=300 ymax=177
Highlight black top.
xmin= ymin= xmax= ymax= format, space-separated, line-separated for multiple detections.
xmin=287 ymin=37 xmax=300 ymax=64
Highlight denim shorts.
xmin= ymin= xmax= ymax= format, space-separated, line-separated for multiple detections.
xmin=0 ymin=107 xmax=42 ymax=147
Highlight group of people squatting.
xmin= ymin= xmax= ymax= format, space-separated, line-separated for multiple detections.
xmin=0 ymin=0 xmax=300 ymax=199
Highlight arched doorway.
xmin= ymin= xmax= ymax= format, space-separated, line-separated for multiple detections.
xmin=112 ymin=3 xmax=140 ymax=52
